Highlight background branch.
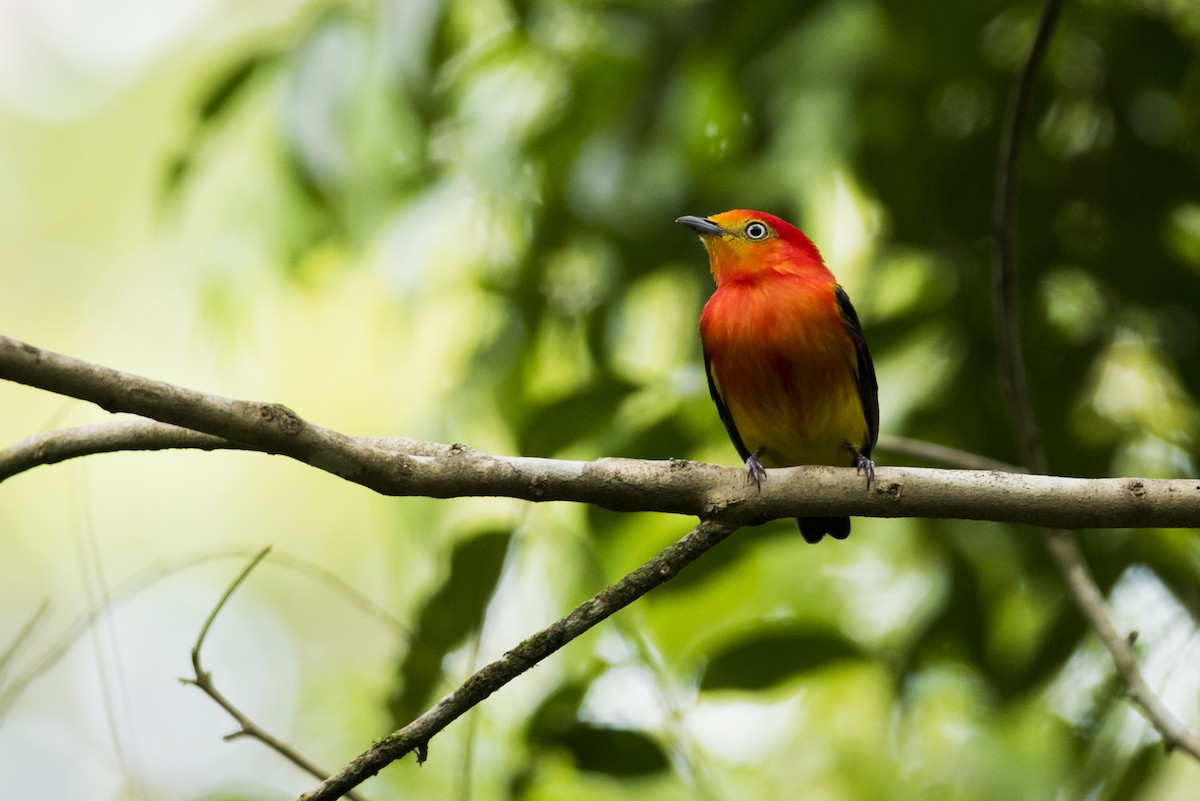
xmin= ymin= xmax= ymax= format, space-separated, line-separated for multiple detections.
xmin=2 ymin=336 xmax=1199 ymax=529
xmin=1043 ymin=529 xmax=1200 ymax=757
xmin=989 ymin=0 xmax=1200 ymax=761
xmin=992 ymin=0 xmax=1063 ymax=473
xmin=877 ymin=434 xmax=1022 ymax=473
xmin=0 ymin=599 xmax=50 ymax=689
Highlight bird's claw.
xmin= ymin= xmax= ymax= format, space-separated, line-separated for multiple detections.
xmin=745 ymin=450 xmax=767 ymax=490
xmin=851 ymin=448 xmax=875 ymax=489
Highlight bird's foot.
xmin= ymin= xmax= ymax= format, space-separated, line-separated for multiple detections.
xmin=745 ymin=448 xmax=767 ymax=490
xmin=850 ymin=447 xmax=875 ymax=489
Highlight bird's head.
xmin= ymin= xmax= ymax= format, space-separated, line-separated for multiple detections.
xmin=676 ymin=210 xmax=826 ymax=284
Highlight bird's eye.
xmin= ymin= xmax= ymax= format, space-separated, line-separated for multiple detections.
xmin=744 ymin=221 xmax=770 ymax=240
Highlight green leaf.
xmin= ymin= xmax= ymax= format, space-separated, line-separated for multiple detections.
xmin=558 ymin=723 xmax=670 ymax=777
xmin=525 ymin=678 xmax=669 ymax=777
xmin=387 ymin=530 xmax=512 ymax=727
xmin=518 ymin=379 xmax=636 ymax=456
xmin=700 ymin=624 xmax=864 ymax=692
xmin=898 ymin=545 xmax=989 ymax=674
xmin=526 ymin=681 xmax=590 ymax=744
xmin=197 ymin=52 xmax=275 ymax=121
xmin=1105 ymin=744 xmax=1162 ymax=801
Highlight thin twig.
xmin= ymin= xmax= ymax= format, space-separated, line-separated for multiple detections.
xmin=0 ymin=599 xmax=51 ymax=685
xmin=877 ymin=434 xmax=1023 ymax=473
xmin=0 ymin=551 xmax=254 ymax=716
xmin=992 ymin=0 xmax=1063 ymax=473
xmin=300 ymin=518 xmax=738 ymax=801
xmin=69 ymin=469 xmax=141 ymax=796
xmin=1043 ymin=530 xmax=1200 ymax=757
xmin=183 ymin=548 xmax=373 ymax=801
xmin=190 ymin=548 xmax=272 ymax=655
xmin=0 ymin=420 xmax=253 ymax=482
xmin=0 ymin=546 xmax=406 ymax=717
xmin=990 ymin=0 xmax=1200 ymax=761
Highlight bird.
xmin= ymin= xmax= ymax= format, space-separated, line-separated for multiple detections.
xmin=677 ymin=210 xmax=879 ymax=542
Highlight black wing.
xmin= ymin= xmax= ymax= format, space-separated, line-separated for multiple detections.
xmin=834 ymin=285 xmax=879 ymax=458
xmin=704 ymin=346 xmax=752 ymax=462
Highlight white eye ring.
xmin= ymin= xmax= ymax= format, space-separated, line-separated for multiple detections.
xmin=745 ymin=221 xmax=770 ymax=240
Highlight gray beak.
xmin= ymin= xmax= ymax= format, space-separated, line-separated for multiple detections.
xmin=676 ymin=215 xmax=725 ymax=236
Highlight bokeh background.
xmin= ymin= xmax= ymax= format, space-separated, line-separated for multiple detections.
xmin=2 ymin=0 xmax=1200 ymax=799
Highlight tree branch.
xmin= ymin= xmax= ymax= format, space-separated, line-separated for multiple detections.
xmin=0 ymin=598 xmax=51 ymax=686
xmin=300 ymin=518 xmax=738 ymax=801
xmin=990 ymin=0 xmax=1200 ymax=762
xmin=183 ymin=548 xmax=373 ymax=801
xmin=1042 ymin=529 xmax=1200 ymax=757
xmin=0 ymin=419 xmax=255 ymax=481
xmin=2 ymin=335 xmax=1199 ymax=529
xmin=877 ymin=434 xmax=1022 ymax=473
xmin=992 ymin=0 xmax=1063 ymax=473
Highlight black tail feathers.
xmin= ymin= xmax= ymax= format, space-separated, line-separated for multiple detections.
xmin=796 ymin=516 xmax=851 ymax=544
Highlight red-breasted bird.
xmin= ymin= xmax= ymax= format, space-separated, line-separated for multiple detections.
xmin=678 ymin=210 xmax=879 ymax=542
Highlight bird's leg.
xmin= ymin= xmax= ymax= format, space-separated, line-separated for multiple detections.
xmin=848 ymin=445 xmax=875 ymax=489
xmin=745 ymin=447 xmax=767 ymax=490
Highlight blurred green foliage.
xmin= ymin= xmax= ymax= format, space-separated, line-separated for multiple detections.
xmin=4 ymin=0 xmax=1200 ymax=799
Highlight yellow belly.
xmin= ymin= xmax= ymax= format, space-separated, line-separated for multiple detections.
xmin=722 ymin=372 xmax=867 ymax=468
xmin=703 ymin=278 xmax=868 ymax=468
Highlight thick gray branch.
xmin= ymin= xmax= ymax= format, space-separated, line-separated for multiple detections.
xmin=2 ymin=335 xmax=1199 ymax=529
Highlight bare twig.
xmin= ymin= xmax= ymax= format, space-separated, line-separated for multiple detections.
xmin=183 ymin=548 xmax=372 ymax=801
xmin=0 ymin=599 xmax=51 ymax=685
xmin=0 ymin=547 xmax=405 ymax=717
xmin=0 ymin=418 xmax=442 ymax=484
xmin=300 ymin=518 xmax=738 ymax=801
xmin=990 ymin=0 xmax=1200 ymax=761
xmin=877 ymin=434 xmax=1023 ymax=473
xmin=0 ymin=420 xmax=255 ymax=481
xmin=1043 ymin=530 xmax=1200 ymax=756
xmin=992 ymin=0 xmax=1063 ymax=473
xmin=2 ymin=340 xmax=1199 ymax=528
